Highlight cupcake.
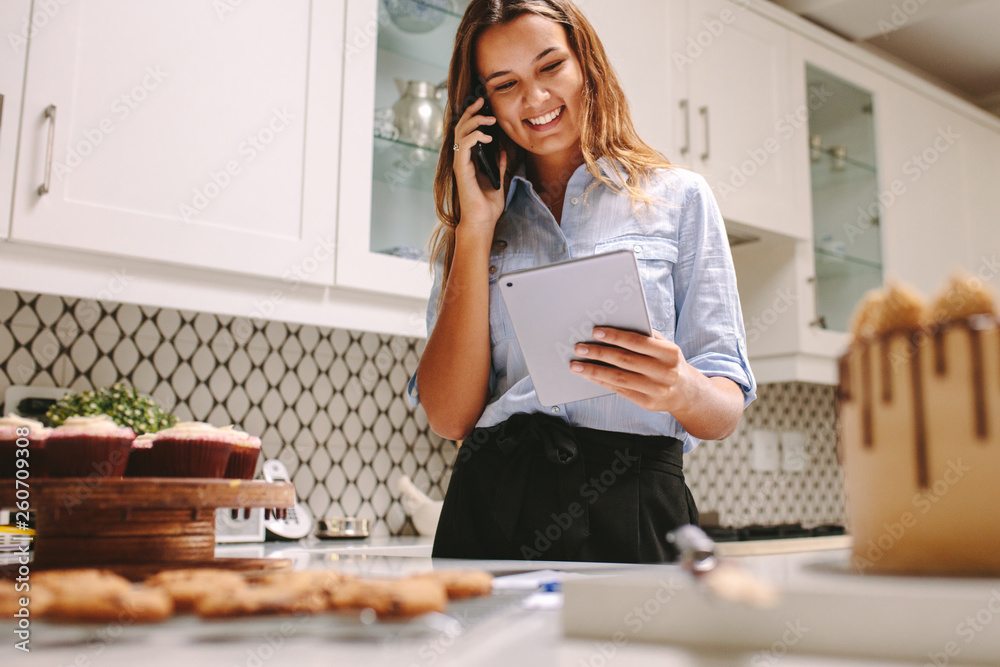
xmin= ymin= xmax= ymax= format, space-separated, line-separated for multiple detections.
xmin=0 ymin=415 xmax=50 ymax=479
xmin=148 ymin=422 xmax=235 ymax=478
xmin=45 ymin=415 xmax=135 ymax=479
xmin=124 ymin=433 xmax=157 ymax=478
xmin=220 ymin=427 xmax=262 ymax=480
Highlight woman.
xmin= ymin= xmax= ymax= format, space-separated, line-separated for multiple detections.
xmin=407 ymin=0 xmax=756 ymax=562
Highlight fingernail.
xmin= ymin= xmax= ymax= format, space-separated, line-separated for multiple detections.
xmin=593 ymin=329 xmax=605 ymax=339
xmin=570 ymin=362 xmax=584 ymax=373
xmin=575 ymin=345 xmax=588 ymax=355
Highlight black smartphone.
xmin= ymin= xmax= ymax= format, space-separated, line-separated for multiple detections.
xmin=472 ymin=95 xmax=502 ymax=190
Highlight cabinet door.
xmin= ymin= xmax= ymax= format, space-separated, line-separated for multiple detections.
xmin=962 ymin=119 xmax=1000 ymax=289
xmin=0 ymin=0 xmax=31 ymax=241
xmin=682 ymin=0 xmax=808 ymax=239
xmin=582 ymin=0 xmax=674 ymax=161
xmin=11 ymin=0 xmax=342 ymax=284
xmin=877 ymin=81 xmax=969 ymax=296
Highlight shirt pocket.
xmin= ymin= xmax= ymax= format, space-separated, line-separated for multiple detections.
xmin=594 ymin=235 xmax=678 ymax=332
xmin=488 ymin=252 xmax=534 ymax=344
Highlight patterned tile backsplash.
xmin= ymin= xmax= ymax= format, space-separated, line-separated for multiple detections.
xmin=685 ymin=382 xmax=845 ymax=528
xmin=0 ymin=288 xmax=845 ymax=535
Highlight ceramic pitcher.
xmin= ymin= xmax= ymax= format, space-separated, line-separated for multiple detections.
xmin=392 ymin=79 xmax=447 ymax=149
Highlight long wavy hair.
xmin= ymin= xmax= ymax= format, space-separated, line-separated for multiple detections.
xmin=428 ymin=0 xmax=674 ymax=292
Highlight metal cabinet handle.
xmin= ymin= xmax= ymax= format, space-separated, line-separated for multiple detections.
xmin=679 ymin=99 xmax=690 ymax=156
xmin=699 ymin=105 xmax=710 ymax=161
xmin=38 ymin=104 xmax=57 ymax=196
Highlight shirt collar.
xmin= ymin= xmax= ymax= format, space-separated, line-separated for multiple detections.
xmin=505 ymin=156 xmax=626 ymax=208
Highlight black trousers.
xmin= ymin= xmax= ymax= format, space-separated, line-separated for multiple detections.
xmin=432 ymin=412 xmax=698 ymax=563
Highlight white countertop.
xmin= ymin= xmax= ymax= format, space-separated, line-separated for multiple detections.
xmin=4 ymin=537 xmax=994 ymax=666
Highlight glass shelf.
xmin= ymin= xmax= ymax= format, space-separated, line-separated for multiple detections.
xmin=814 ymin=246 xmax=882 ymax=279
xmin=372 ymin=135 xmax=440 ymax=193
xmin=809 ymin=150 xmax=877 ymax=191
xmin=813 ymin=251 xmax=883 ymax=332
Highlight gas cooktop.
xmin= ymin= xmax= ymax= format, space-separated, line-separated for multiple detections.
xmin=703 ymin=523 xmax=845 ymax=542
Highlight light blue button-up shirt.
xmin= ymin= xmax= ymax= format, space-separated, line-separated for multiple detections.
xmin=408 ymin=158 xmax=756 ymax=452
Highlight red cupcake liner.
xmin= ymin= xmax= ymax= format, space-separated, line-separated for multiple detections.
xmin=149 ymin=438 xmax=234 ymax=478
xmin=124 ymin=446 xmax=156 ymax=478
xmin=44 ymin=435 xmax=133 ymax=479
xmin=223 ymin=447 xmax=260 ymax=480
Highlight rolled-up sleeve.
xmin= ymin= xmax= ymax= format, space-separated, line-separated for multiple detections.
xmin=673 ymin=173 xmax=757 ymax=409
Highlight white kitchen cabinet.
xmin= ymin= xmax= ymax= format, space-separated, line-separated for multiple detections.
xmin=669 ymin=0 xmax=810 ymax=240
xmin=876 ymin=81 xmax=970 ymax=297
xmin=962 ymin=120 xmax=1000 ymax=289
xmin=10 ymin=0 xmax=343 ymax=284
xmin=0 ymin=0 xmax=31 ymax=241
xmin=580 ymin=0 xmax=673 ymax=163
xmin=735 ymin=35 xmax=894 ymax=383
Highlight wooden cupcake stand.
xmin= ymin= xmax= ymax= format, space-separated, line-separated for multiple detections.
xmin=0 ymin=478 xmax=294 ymax=579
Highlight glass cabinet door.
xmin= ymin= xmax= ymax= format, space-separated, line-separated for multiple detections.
xmin=338 ymin=0 xmax=470 ymax=302
xmin=370 ymin=1 xmax=467 ymax=260
xmin=806 ymin=65 xmax=884 ymax=333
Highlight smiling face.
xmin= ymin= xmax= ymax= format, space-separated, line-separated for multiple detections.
xmin=475 ymin=13 xmax=586 ymax=163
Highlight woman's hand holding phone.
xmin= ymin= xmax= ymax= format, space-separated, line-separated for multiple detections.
xmin=452 ymin=96 xmax=508 ymax=236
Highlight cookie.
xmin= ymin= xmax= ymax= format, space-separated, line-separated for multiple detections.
xmin=194 ymin=584 xmax=327 ymax=619
xmin=249 ymin=570 xmax=351 ymax=604
xmin=44 ymin=588 xmax=173 ymax=624
xmin=144 ymin=569 xmax=248 ymax=612
xmin=330 ymin=577 xmax=447 ymax=618
xmin=413 ymin=570 xmax=493 ymax=599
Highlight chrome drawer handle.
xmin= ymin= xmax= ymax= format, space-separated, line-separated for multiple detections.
xmin=699 ymin=105 xmax=710 ymax=161
xmin=38 ymin=104 xmax=57 ymax=196
xmin=679 ymin=99 xmax=690 ymax=156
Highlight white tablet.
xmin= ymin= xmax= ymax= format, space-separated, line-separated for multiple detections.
xmin=498 ymin=249 xmax=653 ymax=407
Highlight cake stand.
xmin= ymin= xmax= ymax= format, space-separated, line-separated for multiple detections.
xmin=0 ymin=477 xmax=295 ymax=580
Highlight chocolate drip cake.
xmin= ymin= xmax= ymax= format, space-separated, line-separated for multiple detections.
xmin=838 ymin=274 xmax=1000 ymax=575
